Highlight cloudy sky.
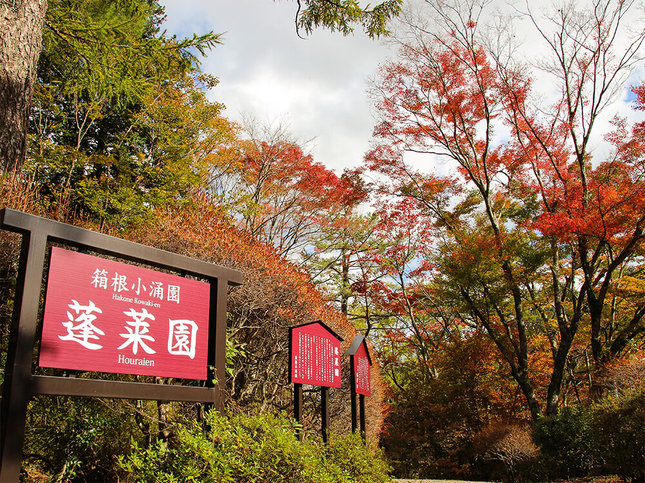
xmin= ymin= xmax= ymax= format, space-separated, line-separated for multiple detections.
xmin=159 ymin=1 xmax=644 ymax=178
xmin=159 ymin=0 xmax=395 ymax=175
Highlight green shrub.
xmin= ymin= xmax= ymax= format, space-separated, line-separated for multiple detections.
xmin=325 ymin=431 xmax=391 ymax=483
xmin=119 ymin=409 xmax=391 ymax=482
xmin=592 ymin=389 xmax=645 ymax=481
xmin=533 ymin=389 xmax=645 ymax=481
xmin=24 ymin=396 xmax=140 ymax=482
xmin=533 ymin=405 xmax=597 ymax=479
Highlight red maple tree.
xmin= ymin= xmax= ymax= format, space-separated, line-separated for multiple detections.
xmin=364 ymin=0 xmax=645 ymax=418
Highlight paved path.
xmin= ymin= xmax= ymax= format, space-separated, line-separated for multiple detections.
xmin=393 ymin=479 xmax=489 ymax=482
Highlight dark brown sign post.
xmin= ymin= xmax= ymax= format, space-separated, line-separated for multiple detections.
xmin=345 ymin=335 xmax=372 ymax=440
xmin=289 ymin=321 xmax=342 ymax=442
xmin=0 ymin=209 xmax=243 ymax=482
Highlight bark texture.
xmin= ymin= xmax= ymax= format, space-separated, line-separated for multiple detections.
xmin=0 ymin=0 xmax=47 ymax=172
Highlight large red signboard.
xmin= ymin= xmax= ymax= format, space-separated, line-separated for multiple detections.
xmin=354 ymin=341 xmax=371 ymax=396
xmin=39 ymin=247 xmax=211 ymax=380
xmin=290 ymin=321 xmax=342 ymax=388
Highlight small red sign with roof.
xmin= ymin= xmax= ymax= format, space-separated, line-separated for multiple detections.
xmin=289 ymin=320 xmax=342 ymax=388
xmin=346 ymin=335 xmax=372 ymax=396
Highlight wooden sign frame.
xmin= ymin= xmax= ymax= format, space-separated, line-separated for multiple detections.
xmin=0 ymin=209 xmax=243 ymax=481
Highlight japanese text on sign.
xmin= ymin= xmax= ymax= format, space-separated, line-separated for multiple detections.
xmin=290 ymin=322 xmax=342 ymax=388
xmin=39 ymin=247 xmax=210 ymax=379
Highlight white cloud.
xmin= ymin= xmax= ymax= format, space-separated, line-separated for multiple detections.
xmin=159 ymin=0 xmax=395 ymax=174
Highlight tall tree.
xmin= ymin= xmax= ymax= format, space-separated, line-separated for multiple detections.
xmin=27 ymin=0 xmax=224 ymax=228
xmin=0 ymin=0 xmax=47 ymax=171
xmin=211 ymin=123 xmax=360 ymax=258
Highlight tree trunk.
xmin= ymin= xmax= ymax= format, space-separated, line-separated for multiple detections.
xmin=545 ymin=323 xmax=578 ymax=415
xmin=340 ymin=249 xmax=349 ymax=315
xmin=0 ymin=0 xmax=47 ymax=172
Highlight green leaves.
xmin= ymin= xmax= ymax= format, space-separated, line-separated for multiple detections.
xmin=534 ymin=387 xmax=645 ymax=481
xmin=29 ymin=1 xmax=234 ymax=231
xmin=295 ymin=0 xmax=402 ymax=39
xmin=42 ymin=0 xmax=221 ymax=105
xmin=119 ymin=410 xmax=391 ymax=482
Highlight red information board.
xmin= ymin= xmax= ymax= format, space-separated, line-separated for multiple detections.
xmin=290 ymin=321 xmax=342 ymax=388
xmin=354 ymin=341 xmax=371 ymax=396
xmin=39 ymin=247 xmax=211 ymax=380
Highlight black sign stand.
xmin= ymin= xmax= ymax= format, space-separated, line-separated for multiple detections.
xmin=289 ymin=321 xmax=343 ymax=444
xmin=0 ymin=209 xmax=244 ymax=481
xmin=350 ymin=358 xmax=361 ymax=434
xmin=321 ymin=386 xmax=330 ymax=443
xmin=293 ymin=383 xmax=303 ymax=441
xmin=345 ymin=335 xmax=372 ymax=442
xmin=359 ymin=393 xmax=366 ymax=436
